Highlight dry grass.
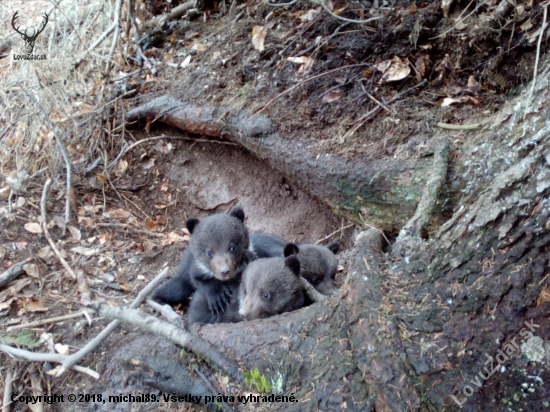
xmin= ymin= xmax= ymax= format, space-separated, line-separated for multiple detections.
xmin=0 ymin=0 xmax=124 ymax=182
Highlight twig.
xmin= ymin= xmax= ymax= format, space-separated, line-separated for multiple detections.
xmin=105 ymin=0 xmax=124 ymax=74
xmin=315 ymin=0 xmax=385 ymax=24
xmin=315 ymin=224 xmax=354 ymax=244
xmin=95 ymin=222 xmax=182 ymax=239
xmin=0 ymin=268 xmax=170 ymax=377
xmin=108 ymin=142 xmax=131 ymax=165
xmin=2 ymin=370 xmax=13 ymax=412
xmin=7 ymin=311 xmax=89 ymax=332
xmin=358 ymin=213 xmax=390 ymax=245
xmin=75 ymin=22 xmax=116 ymax=68
xmin=84 ymin=157 xmax=102 ymax=173
xmin=0 ymin=258 xmax=32 ymax=289
xmin=524 ymin=1 xmax=549 ymax=119
xmin=122 ymin=134 xmax=237 ymax=156
xmin=89 ymin=302 xmax=242 ymax=380
xmin=343 ymin=80 xmax=426 ymax=139
xmin=16 ymin=84 xmax=72 ymax=230
xmin=76 ymin=269 xmax=92 ymax=306
xmin=194 ymin=368 xmax=235 ymax=412
xmin=0 ymin=279 xmax=32 ymax=304
xmin=265 ymin=0 xmax=299 ymax=6
xmin=366 ymin=92 xmax=394 ymax=115
xmin=430 ymin=0 xmax=486 ymax=40
xmin=252 ymin=63 xmax=372 ymax=118
xmin=436 ymin=122 xmax=481 ymax=130
xmin=40 ymin=180 xmax=77 ymax=280
xmin=29 ymin=372 xmax=44 ymax=412
xmin=147 ymin=298 xmax=186 ymax=329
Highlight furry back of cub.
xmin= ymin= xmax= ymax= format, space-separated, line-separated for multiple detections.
xmin=249 ymin=233 xmax=340 ymax=295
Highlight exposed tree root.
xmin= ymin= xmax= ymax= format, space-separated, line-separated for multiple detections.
xmin=124 ymin=97 xmax=436 ymax=231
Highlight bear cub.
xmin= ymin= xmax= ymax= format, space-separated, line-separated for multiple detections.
xmin=239 ymin=244 xmax=304 ymax=321
xmin=151 ymin=207 xmax=252 ymax=318
xmin=249 ymin=233 xmax=340 ymax=296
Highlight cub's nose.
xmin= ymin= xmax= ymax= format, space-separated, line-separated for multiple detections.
xmin=238 ymin=308 xmax=248 ymax=320
xmin=220 ymin=268 xmax=231 ymax=279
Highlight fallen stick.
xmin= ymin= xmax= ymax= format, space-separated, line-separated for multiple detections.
xmin=40 ymin=180 xmax=76 ymax=280
xmin=89 ymin=302 xmax=242 ymax=381
xmin=2 ymin=370 xmax=14 ymax=412
xmin=0 ymin=259 xmax=31 ymax=289
xmin=7 ymin=311 xmax=88 ymax=332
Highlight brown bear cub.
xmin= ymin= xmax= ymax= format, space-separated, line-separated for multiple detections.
xmin=151 ymin=207 xmax=253 ymax=322
xmin=249 ymin=233 xmax=340 ymax=296
xmin=239 ymin=244 xmax=304 ymax=321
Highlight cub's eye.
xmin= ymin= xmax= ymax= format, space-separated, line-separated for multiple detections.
xmin=229 ymin=245 xmax=236 ymax=252
xmin=312 ymin=277 xmax=321 ymax=285
xmin=207 ymin=251 xmax=213 ymax=258
xmin=262 ymin=293 xmax=270 ymax=300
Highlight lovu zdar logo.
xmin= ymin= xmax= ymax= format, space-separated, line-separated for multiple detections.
xmin=12 ymin=11 xmax=49 ymax=54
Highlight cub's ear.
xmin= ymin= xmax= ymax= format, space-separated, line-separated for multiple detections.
xmin=327 ymin=242 xmax=340 ymax=254
xmin=185 ymin=218 xmax=200 ymax=234
xmin=284 ymin=255 xmax=300 ymax=276
xmin=230 ymin=207 xmax=245 ymax=222
xmin=283 ymin=243 xmax=299 ymax=257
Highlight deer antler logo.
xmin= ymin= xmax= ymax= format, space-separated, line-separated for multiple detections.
xmin=11 ymin=11 xmax=49 ymax=54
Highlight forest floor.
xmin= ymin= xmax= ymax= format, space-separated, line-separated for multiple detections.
xmin=0 ymin=0 xmax=548 ymax=410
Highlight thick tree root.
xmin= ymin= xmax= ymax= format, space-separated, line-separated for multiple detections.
xmin=124 ymin=96 xmax=435 ymax=231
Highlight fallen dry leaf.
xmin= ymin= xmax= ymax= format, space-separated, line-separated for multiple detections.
xmin=299 ymin=8 xmax=320 ymax=21
xmin=160 ymin=232 xmax=189 ymax=246
xmin=55 ymin=343 xmax=70 ymax=355
xmin=520 ymin=18 xmax=533 ymax=32
xmin=466 ymin=75 xmax=481 ymax=95
xmin=14 ymin=196 xmax=25 ymax=208
xmin=141 ymin=240 xmax=156 ymax=253
xmin=116 ymin=159 xmax=129 ymax=176
xmin=105 ymin=208 xmax=132 ymax=220
xmin=252 ymin=26 xmax=268 ymax=52
xmin=441 ymin=95 xmax=479 ymax=107
xmin=322 ymin=90 xmax=342 ymax=103
xmin=36 ymin=246 xmax=53 ymax=261
xmin=142 ymin=158 xmax=155 ymax=169
xmin=24 ymin=222 xmax=43 ymax=234
xmin=415 ymin=53 xmax=430 ymax=79
xmin=71 ymin=246 xmax=97 ymax=256
xmin=6 ymin=170 xmax=30 ymax=194
xmin=68 ymin=188 xmax=78 ymax=213
xmin=14 ymin=242 xmax=27 ymax=251
xmin=23 ymin=300 xmax=48 ymax=313
xmin=373 ymin=59 xmax=392 ymax=73
xmin=145 ymin=219 xmax=159 ymax=232
xmin=376 ymin=56 xmax=411 ymax=83
xmin=193 ymin=43 xmax=206 ymax=52
xmin=180 ymin=55 xmax=192 ymax=68
xmin=23 ymin=263 xmax=39 ymax=278
xmin=287 ymin=56 xmax=310 ymax=65
xmin=98 ymin=232 xmax=111 ymax=244
xmin=68 ymin=225 xmax=82 ymax=241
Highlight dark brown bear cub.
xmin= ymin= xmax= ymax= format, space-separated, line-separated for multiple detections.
xmin=249 ymin=233 xmax=340 ymax=296
xmin=151 ymin=207 xmax=251 ymax=317
xmin=187 ymin=277 xmax=243 ymax=325
xmin=239 ymin=245 xmax=304 ymax=321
